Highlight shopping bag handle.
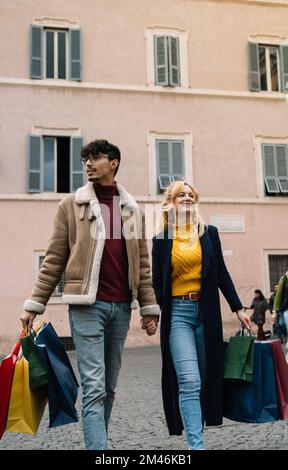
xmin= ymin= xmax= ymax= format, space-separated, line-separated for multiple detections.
xmin=237 ymin=323 xmax=257 ymax=338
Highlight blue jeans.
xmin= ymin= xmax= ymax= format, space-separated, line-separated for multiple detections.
xmin=169 ymin=299 xmax=206 ymax=450
xmin=276 ymin=310 xmax=288 ymax=342
xmin=69 ymin=300 xmax=131 ymax=450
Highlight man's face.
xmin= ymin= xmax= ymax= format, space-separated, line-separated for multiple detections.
xmin=84 ymin=153 xmax=118 ymax=182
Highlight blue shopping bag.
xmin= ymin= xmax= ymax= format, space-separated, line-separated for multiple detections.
xmin=34 ymin=322 xmax=79 ymax=428
xmin=223 ymin=341 xmax=279 ymax=423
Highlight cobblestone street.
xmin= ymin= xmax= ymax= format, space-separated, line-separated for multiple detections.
xmin=0 ymin=346 xmax=287 ymax=450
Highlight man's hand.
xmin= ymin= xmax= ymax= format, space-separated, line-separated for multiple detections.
xmin=141 ymin=315 xmax=159 ymax=336
xmin=271 ymin=311 xmax=277 ymax=323
xmin=236 ymin=309 xmax=251 ymax=330
xmin=20 ymin=310 xmax=37 ymax=333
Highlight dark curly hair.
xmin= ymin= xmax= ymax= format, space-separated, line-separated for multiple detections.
xmin=81 ymin=139 xmax=121 ymax=175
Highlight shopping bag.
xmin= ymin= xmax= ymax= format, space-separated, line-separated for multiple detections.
xmin=270 ymin=339 xmax=288 ymax=420
xmin=6 ymin=356 xmax=47 ymax=434
xmin=0 ymin=330 xmax=26 ymax=439
xmin=223 ymin=341 xmax=279 ymax=423
xmin=224 ymin=335 xmax=255 ymax=382
xmin=20 ymin=334 xmax=48 ymax=390
xmin=34 ymin=322 xmax=79 ymax=427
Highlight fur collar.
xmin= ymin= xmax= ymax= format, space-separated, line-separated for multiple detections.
xmin=75 ymin=181 xmax=138 ymax=211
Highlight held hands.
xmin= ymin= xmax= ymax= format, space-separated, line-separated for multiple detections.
xmin=236 ymin=309 xmax=252 ymax=330
xmin=20 ymin=310 xmax=37 ymax=333
xmin=141 ymin=315 xmax=159 ymax=336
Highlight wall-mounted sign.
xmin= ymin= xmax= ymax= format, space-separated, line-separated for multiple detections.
xmin=210 ymin=215 xmax=245 ymax=233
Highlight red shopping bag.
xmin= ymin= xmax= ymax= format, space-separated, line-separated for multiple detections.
xmin=270 ymin=339 xmax=288 ymax=420
xmin=0 ymin=330 xmax=26 ymax=439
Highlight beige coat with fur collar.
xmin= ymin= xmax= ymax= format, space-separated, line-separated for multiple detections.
xmin=24 ymin=182 xmax=160 ymax=317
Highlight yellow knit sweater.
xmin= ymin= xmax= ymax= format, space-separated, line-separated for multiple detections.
xmin=171 ymin=225 xmax=202 ymax=296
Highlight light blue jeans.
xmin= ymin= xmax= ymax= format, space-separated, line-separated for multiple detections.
xmin=169 ymin=299 xmax=206 ymax=450
xmin=69 ymin=300 xmax=131 ymax=450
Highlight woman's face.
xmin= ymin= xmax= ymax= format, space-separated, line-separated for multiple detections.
xmin=173 ymin=185 xmax=196 ymax=211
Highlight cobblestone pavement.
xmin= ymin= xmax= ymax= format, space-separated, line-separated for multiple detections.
xmin=0 ymin=346 xmax=287 ymax=450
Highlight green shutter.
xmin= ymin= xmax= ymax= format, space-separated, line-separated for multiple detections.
xmin=280 ymin=46 xmax=288 ymax=93
xmin=69 ymin=29 xmax=82 ymax=81
xmin=168 ymin=37 xmax=180 ymax=87
xmin=154 ymin=36 xmax=169 ymax=86
xmin=276 ymin=145 xmax=288 ymax=193
xmin=30 ymin=25 xmax=43 ymax=79
xmin=248 ymin=42 xmax=260 ymax=91
xmin=171 ymin=141 xmax=185 ymax=180
xmin=275 ymin=145 xmax=287 ymax=177
xmin=156 ymin=140 xmax=172 ymax=190
xmin=27 ymin=135 xmax=42 ymax=192
xmin=262 ymin=144 xmax=279 ymax=194
xmin=70 ymin=137 xmax=84 ymax=192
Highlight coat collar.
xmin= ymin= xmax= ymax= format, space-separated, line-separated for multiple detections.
xmin=200 ymin=227 xmax=214 ymax=281
xmin=75 ymin=181 xmax=139 ymax=212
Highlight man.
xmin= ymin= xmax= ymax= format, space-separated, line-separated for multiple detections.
xmin=269 ymin=283 xmax=278 ymax=337
xmin=21 ymin=139 xmax=160 ymax=450
xmin=272 ymin=271 xmax=288 ymax=345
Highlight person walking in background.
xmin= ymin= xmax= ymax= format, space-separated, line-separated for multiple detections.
xmin=20 ymin=139 xmax=160 ymax=450
xmin=152 ymin=181 xmax=251 ymax=451
xmin=269 ymin=283 xmax=278 ymax=337
xmin=249 ymin=289 xmax=269 ymax=341
xmin=272 ymin=271 xmax=288 ymax=345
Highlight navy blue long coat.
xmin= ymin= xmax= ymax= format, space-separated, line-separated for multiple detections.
xmin=152 ymin=224 xmax=242 ymax=434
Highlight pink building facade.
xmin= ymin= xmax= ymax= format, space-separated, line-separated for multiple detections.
xmin=1 ymin=0 xmax=288 ymax=352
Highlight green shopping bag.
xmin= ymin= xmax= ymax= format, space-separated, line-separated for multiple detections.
xmin=224 ymin=335 xmax=255 ymax=382
xmin=20 ymin=335 xmax=48 ymax=390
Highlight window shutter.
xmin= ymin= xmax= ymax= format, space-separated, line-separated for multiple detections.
xmin=154 ymin=36 xmax=169 ymax=86
xmin=171 ymin=141 xmax=185 ymax=181
xmin=276 ymin=144 xmax=288 ymax=193
xmin=30 ymin=25 xmax=43 ymax=79
xmin=168 ymin=37 xmax=180 ymax=87
xmin=69 ymin=29 xmax=82 ymax=81
xmin=156 ymin=140 xmax=172 ymax=190
xmin=248 ymin=42 xmax=260 ymax=91
xmin=27 ymin=135 xmax=42 ymax=192
xmin=70 ymin=137 xmax=84 ymax=192
xmin=280 ymin=46 xmax=288 ymax=93
xmin=262 ymin=144 xmax=279 ymax=193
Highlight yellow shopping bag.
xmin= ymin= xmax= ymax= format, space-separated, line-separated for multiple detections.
xmin=6 ymin=356 xmax=47 ymax=434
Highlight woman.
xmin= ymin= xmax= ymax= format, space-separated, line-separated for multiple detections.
xmin=152 ymin=181 xmax=251 ymax=450
xmin=249 ymin=289 xmax=268 ymax=341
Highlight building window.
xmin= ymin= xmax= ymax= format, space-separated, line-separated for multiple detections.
xmin=268 ymin=254 xmax=288 ymax=292
xmin=156 ymin=139 xmax=185 ymax=192
xmin=30 ymin=25 xmax=82 ymax=81
xmin=248 ymin=42 xmax=288 ymax=92
xmin=38 ymin=255 xmax=65 ymax=297
xmin=45 ymin=29 xmax=68 ymax=80
xmin=27 ymin=135 xmax=84 ymax=193
xmin=145 ymin=28 xmax=188 ymax=88
xmin=262 ymin=144 xmax=288 ymax=196
xmin=259 ymin=45 xmax=280 ymax=92
xmin=154 ymin=36 xmax=180 ymax=87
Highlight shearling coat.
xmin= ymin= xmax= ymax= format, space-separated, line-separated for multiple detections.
xmin=24 ymin=182 xmax=160 ymax=317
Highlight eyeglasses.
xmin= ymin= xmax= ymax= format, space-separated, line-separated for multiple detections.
xmin=81 ymin=155 xmax=109 ymax=165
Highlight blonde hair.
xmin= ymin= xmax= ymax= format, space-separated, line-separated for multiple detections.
xmin=157 ymin=181 xmax=207 ymax=237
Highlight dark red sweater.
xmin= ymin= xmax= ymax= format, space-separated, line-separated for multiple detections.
xmin=94 ymin=182 xmax=131 ymax=303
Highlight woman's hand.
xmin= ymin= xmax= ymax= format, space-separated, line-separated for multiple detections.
xmin=236 ymin=309 xmax=251 ymax=330
xmin=271 ymin=311 xmax=277 ymax=323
